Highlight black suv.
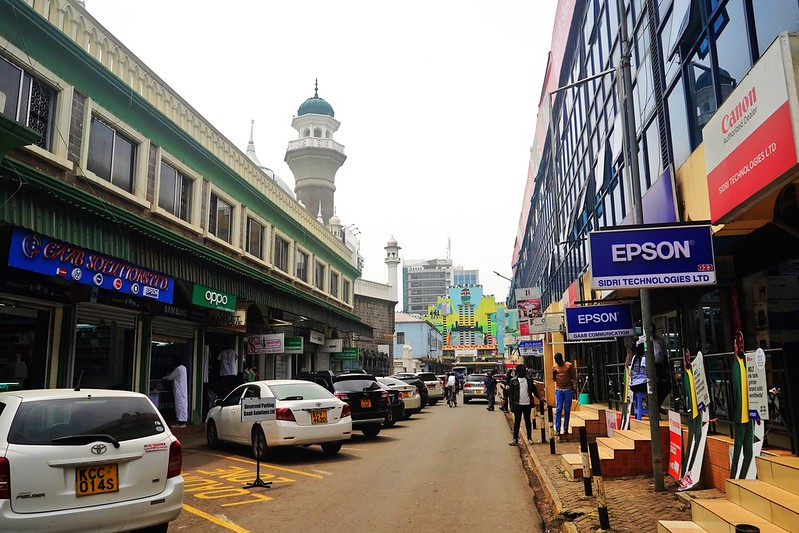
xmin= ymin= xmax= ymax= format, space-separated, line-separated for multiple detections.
xmin=295 ymin=371 xmax=389 ymax=438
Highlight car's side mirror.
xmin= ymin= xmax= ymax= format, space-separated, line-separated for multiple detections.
xmin=214 ymin=399 xmax=224 ymax=407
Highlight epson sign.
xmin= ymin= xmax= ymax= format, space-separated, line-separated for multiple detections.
xmin=589 ymin=225 xmax=716 ymax=290
xmin=566 ymin=304 xmax=634 ymax=340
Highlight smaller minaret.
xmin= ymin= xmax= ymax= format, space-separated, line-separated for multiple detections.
xmin=385 ymin=235 xmax=401 ymax=302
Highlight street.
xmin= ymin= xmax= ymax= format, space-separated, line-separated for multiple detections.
xmin=174 ymin=394 xmax=543 ymax=533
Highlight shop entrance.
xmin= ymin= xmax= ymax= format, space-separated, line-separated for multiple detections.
xmin=0 ymin=306 xmax=50 ymax=390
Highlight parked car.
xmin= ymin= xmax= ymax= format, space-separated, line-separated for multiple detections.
xmin=415 ymin=372 xmax=445 ymax=404
xmin=377 ymin=376 xmax=421 ymax=417
xmin=391 ymin=374 xmax=428 ymax=409
xmin=463 ymin=373 xmax=489 ymax=404
xmin=206 ymin=380 xmax=352 ymax=459
xmin=293 ymin=370 xmax=336 ymax=392
xmin=329 ymin=374 xmax=390 ymax=438
xmin=0 ymin=388 xmax=184 ymax=533
xmin=378 ymin=383 xmax=405 ymax=427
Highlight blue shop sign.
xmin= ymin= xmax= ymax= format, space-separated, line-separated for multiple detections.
xmin=565 ymin=304 xmax=634 ymax=340
xmin=519 ymin=339 xmax=543 ymax=356
xmin=588 ymin=224 xmax=716 ymax=290
xmin=8 ymin=228 xmax=174 ymax=304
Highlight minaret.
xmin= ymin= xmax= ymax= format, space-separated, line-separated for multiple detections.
xmin=385 ymin=235 xmax=401 ymax=302
xmin=285 ymin=80 xmax=346 ymax=225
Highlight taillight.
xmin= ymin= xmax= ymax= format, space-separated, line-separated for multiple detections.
xmin=341 ymin=404 xmax=351 ymax=418
xmin=335 ymin=393 xmax=349 ymax=402
xmin=276 ymin=407 xmax=296 ymax=421
xmin=381 ymin=391 xmax=390 ymax=402
xmin=167 ymin=440 xmax=182 ymax=479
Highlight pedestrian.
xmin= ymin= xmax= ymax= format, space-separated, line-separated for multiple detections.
xmin=163 ymin=362 xmax=188 ymax=428
xmin=501 ymin=367 xmax=514 ymax=412
xmin=652 ymin=325 xmax=671 ymax=412
xmin=553 ymin=352 xmax=576 ymax=436
xmin=508 ymin=364 xmax=541 ymax=445
xmin=485 ymin=370 xmax=497 ymax=411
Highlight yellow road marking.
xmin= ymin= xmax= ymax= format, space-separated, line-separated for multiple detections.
xmin=204 ymin=452 xmax=324 ymax=478
xmin=183 ymin=503 xmax=249 ymax=533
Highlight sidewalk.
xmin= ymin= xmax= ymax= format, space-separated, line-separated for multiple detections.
xmin=504 ymin=411 xmax=723 ymax=532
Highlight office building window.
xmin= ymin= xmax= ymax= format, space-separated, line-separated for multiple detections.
xmin=87 ymin=116 xmax=136 ymax=192
xmin=246 ymin=218 xmax=264 ymax=259
xmin=273 ymin=235 xmax=289 ymax=272
xmin=296 ymin=250 xmax=309 ymax=282
xmin=329 ymin=272 xmax=339 ymax=298
xmin=315 ymin=261 xmax=325 ymax=291
xmin=208 ymin=194 xmax=232 ymax=243
xmin=342 ymin=279 xmax=350 ymax=304
xmin=158 ymin=162 xmax=192 ymax=221
xmin=0 ymin=56 xmax=55 ymax=150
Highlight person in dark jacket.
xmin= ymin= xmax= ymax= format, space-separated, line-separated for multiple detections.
xmin=508 ymin=364 xmax=542 ymax=445
xmin=485 ymin=371 xmax=497 ymax=411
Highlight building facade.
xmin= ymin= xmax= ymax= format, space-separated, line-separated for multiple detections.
xmin=0 ymin=0 xmax=370 ymax=426
xmin=512 ymin=0 xmax=799 ymax=454
xmin=393 ymin=312 xmax=443 ymax=369
xmin=402 ymin=258 xmax=480 ymax=314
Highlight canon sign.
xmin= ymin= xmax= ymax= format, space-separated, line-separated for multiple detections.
xmin=721 ymin=87 xmax=757 ymax=134
xmin=611 ymin=240 xmax=691 ymax=262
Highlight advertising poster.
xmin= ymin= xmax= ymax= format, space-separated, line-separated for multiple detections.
xmin=691 ymin=351 xmax=711 ymax=410
xmin=515 ymin=287 xmax=542 ymax=320
xmin=746 ymin=348 xmax=769 ymax=421
xmin=679 ymin=349 xmax=710 ymax=490
xmin=668 ymin=410 xmax=683 ymax=481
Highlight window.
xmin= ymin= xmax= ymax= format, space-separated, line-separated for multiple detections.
xmin=0 ymin=56 xmax=55 ymax=150
xmin=396 ymin=332 xmax=405 ymax=344
xmin=209 ymin=194 xmax=232 ymax=242
xmin=752 ymin=1 xmax=799 ymax=58
xmin=342 ymin=279 xmax=350 ymax=304
xmin=329 ymin=271 xmax=339 ymax=298
xmin=712 ymin=0 xmax=751 ymax=106
xmin=667 ymin=78 xmax=692 ymax=167
xmin=315 ymin=261 xmax=325 ymax=291
xmin=87 ymin=116 xmax=136 ymax=192
xmin=246 ymin=218 xmax=264 ymax=259
xmin=273 ymin=235 xmax=289 ymax=272
xmin=296 ymin=250 xmax=309 ymax=282
xmin=158 ymin=162 xmax=192 ymax=221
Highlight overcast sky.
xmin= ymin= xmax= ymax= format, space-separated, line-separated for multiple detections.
xmin=85 ymin=0 xmax=558 ymax=306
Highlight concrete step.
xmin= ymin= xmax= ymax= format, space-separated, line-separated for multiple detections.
xmin=657 ymin=521 xmax=709 ymax=533
xmin=597 ymin=436 xmax=635 ymax=452
xmin=757 ymin=455 xmax=799 ymax=498
xmin=691 ymin=498 xmax=790 ymax=533
xmin=726 ymin=479 xmax=799 ymax=532
xmin=572 ymin=407 xmax=600 ymax=421
xmin=613 ymin=428 xmax=651 ymax=449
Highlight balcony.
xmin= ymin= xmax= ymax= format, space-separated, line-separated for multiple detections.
xmin=287 ymin=137 xmax=346 ymax=155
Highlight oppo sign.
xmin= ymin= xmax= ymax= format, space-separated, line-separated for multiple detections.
xmin=192 ymin=284 xmax=236 ymax=312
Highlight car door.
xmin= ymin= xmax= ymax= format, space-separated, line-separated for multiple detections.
xmin=217 ymin=386 xmax=246 ymax=442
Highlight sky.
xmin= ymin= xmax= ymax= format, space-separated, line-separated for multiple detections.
xmin=84 ymin=0 xmax=558 ymax=306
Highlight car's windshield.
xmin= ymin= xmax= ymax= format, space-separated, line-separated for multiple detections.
xmin=333 ymin=379 xmax=381 ymax=392
xmin=416 ymin=373 xmax=437 ymax=381
xmin=269 ymin=382 xmax=333 ymax=401
xmin=7 ymin=397 xmax=164 ymax=445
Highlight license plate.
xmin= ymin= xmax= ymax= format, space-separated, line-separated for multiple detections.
xmin=76 ymin=464 xmax=118 ymax=497
xmin=311 ymin=410 xmax=328 ymax=424
xmin=361 ymin=398 xmax=371 ymax=408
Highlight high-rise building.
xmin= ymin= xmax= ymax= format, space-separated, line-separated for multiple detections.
xmin=402 ymin=259 xmax=480 ymax=314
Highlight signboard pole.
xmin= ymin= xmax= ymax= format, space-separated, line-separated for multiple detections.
xmin=241 ymin=397 xmax=276 ymax=490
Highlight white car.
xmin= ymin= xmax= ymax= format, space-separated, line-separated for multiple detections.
xmin=0 ymin=389 xmax=184 ymax=533
xmin=377 ymin=376 xmax=421 ymax=416
xmin=415 ymin=372 xmax=445 ymax=404
xmin=206 ymin=380 xmax=352 ymax=459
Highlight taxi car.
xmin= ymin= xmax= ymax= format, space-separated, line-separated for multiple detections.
xmin=0 ymin=388 xmax=183 ymax=533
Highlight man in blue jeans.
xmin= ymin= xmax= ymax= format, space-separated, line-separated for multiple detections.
xmin=553 ymin=352 xmax=576 ymax=436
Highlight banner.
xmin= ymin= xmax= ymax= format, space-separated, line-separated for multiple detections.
xmin=246 ymin=333 xmax=285 ymax=355
xmin=565 ymin=304 xmax=634 ymax=340
xmin=528 ymin=315 xmax=562 ymax=334
xmin=668 ymin=410 xmax=683 ymax=481
xmin=692 ymin=351 xmax=711 ymax=410
xmin=515 ymin=287 xmax=542 ymax=319
xmin=746 ymin=348 xmax=769 ymax=420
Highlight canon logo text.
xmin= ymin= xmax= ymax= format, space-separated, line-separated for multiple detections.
xmin=721 ymin=87 xmax=757 ymax=134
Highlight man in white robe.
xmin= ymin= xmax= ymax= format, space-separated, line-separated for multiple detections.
xmin=164 ymin=364 xmax=188 ymax=427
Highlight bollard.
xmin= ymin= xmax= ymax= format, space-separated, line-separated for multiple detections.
xmin=579 ymin=426 xmax=592 ymax=496
xmin=547 ymin=405 xmax=556 ymax=454
xmin=589 ymin=441 xmax=610 ymax=530
xmin=539 ymin=402 xmax=546 ymax=444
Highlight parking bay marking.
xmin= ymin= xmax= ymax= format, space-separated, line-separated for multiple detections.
xmin=202 ymin=451 xmax=324 ymax=478
xmin=183 ymin=503 xmax=249 ymax=533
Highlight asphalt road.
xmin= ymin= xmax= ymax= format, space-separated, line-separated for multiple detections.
xmin=173 ymin=393 xmax=543 ymax=533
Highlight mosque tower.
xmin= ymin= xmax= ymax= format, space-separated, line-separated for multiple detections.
xmin=285 ymin=80 xmax=346 ymax=225
xmin=384 ymin=235 xmax=401 ymax=302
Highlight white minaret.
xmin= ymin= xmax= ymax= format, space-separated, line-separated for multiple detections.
xmin=385 ymin=235 xmax=401 ymax=302
xmin=285 ymin=80 xmax=346 ymax=225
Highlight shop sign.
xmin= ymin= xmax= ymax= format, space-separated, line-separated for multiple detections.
xmin=284 ymin=336 xmax=304 ymax=354
xmin=246 ymin=333 xmax=285 ymax=355
xmin=565 ymin=304 xmax=634 ymax=340
xmin=332 ymin=347 xmax=359 ymax=360
xmin=319 ymin=338 xmax=343 ymax=353
xmin=191 ymin=284 xmax=236 ymax=312
xmin=519 ymin=339 xmax=543 ymax=356
xmin=514 ymin=287 xmax=542 ymax=319
xmin=208 ymin=309 xmax=246 ymax=332
xmin=527 ymin=315 xmax=563 ymax=334
xmin=377 ymin=344 xmax=390 ymax=355
xmin=241 ymin=397 xmax=276 ymax=422
xmin=8 ymin=228 xmax=174 ymax=303
xmin=309 ymin=330 xmax=325 ymax=344
xmin=454 ymin=347 xmax=478 ymax=359
xmin=703 ymin=35 xmax=799 ymax=223
xmin=588 ymin=225 xmax=716 ymax=290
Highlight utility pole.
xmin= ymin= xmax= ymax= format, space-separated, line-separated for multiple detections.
xmin=617 ymin=0 xmax=663 ymax=491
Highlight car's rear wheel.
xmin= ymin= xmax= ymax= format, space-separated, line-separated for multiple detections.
xmin=362 ymin=425 xmax=381 ymax=438
xmin=252 ymin=426 xmax=268 ymax=460
xmin=206 ymin=420 xmax=220 ymax=449
xmin=321 ymin=441 xmax=342 ymax=455
xmin=384 ymin=410 xmax=396 ymax=427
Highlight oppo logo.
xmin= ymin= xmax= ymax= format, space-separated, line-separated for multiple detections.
xmin=205 ymin=290 xmax=228 ymax=306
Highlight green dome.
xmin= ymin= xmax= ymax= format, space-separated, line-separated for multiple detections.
xmin=298 ymin=81 xmax=335 ymax=117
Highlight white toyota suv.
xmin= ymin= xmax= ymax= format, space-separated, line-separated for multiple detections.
xmin=0 ymin=389 xmax=184 ymax=532
xmin=415 ymin=372 xmax=445 ymax=405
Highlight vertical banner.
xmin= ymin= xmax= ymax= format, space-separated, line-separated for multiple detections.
xmin=668 ymin=410 xmax=683 ymax=481
xmin=619 ymin=365 xmax=632 ymax=431
xmin=692 ymin=351 xmax=711 ymax=410
xmin=746 ymin=348 xmax=769 ymax=421
xmin=680 ymin=350 xmax=710 ymax=491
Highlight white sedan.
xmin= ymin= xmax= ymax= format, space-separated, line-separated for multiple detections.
xmin=206 ymin=380 xmax=352 ymax=459
xmin=377 ymin=376 xmax=421 ymax=417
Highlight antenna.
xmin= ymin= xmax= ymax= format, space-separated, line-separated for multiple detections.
xmin=74 ymin=369 xmax=84 ymax=391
